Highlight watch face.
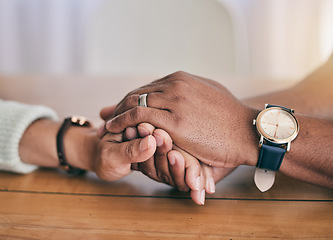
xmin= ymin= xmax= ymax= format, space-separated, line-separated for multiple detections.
xmin=256 ymin=107 xmax=299 ymax=144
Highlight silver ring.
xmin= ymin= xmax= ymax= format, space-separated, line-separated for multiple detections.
xmin=138 ymin=93 xmax=148 ymax=107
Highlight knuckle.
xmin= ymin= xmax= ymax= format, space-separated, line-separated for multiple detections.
xmin=165 ymin=71 xmax=189 ymax=84
xmin=170 ymin=79 xmax=190 ymax=95
xmin=111 ymin=116 xmax=122 ymax=130
xmin=123 ymin=94 xmax=138 ymax=108
xmin=96 ymin=142 xmax=134 ymax=182
xmin=160 ymin=71 xmax=186 ymax=82
xmin=163 ymin=175 xmax=171 ymax=184
xmin=179 ymin=186 xmax=190 ymax=192
xmin=157 ymin=171 xmax=171 ymax=185
xmin=95 ymin=147 xmax=115 ymax=181
xmin=156 ymin=170 xmax=163 ymax=179
xmin=99 ymin=144 xmax=111 ymax=168
xmin=125 ymin=89 xmax=139 ymax=98
xmin=125 ymin=141 xmax=137 ymax=159
xmin=128 ymin=107 xmax=142 ymax=123
xmin=169 ymin=89 xmax=187 ymax=103
xmin=172 ymin=70 xmax=188 ymax=78
xmin=139 ymin=164 xmax=158 ymax=181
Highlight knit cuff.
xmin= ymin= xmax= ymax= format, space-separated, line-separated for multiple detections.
xmin=0 ymin=100 xmax=58 ymax=174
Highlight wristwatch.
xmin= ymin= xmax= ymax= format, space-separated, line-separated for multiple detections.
xmin=253 ymin=104 xmax=299 ymax=192
xmin=57 ymin=116 xmax=91 ymax=175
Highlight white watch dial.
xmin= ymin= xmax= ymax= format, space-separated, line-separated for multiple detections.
xmin=257 ymin=108 xmax=299 ymax=143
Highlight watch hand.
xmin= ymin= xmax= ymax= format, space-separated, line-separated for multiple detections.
xmin=274 ymin=112 xmax=280 ymax=138
xmin=274 ymin=126 xmax=278 ymax=138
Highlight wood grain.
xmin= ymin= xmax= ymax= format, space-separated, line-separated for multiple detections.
xmin=1 ymin=166 xmax=332 ymax=200
xmin=1 ymin=168 xmax=333 ymax=239
xmin=1 ymin=192 xmax=333 ymax=240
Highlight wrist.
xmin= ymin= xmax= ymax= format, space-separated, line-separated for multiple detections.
xmin=63 ymin=125 xmax=98 ymax=172
xmin=19 ymin=119 xmax=61 ymax=167
xmin=241 ymin=107 xmax=261 ymax=166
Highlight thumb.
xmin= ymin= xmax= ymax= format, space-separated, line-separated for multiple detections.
xmin=117 ymin=135 xmax=157 ymax=164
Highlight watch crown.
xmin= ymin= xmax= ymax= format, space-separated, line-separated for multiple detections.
xmin=253 ymin=119 xmax=256 ymax=125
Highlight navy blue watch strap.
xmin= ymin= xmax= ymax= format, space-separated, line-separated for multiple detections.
xmin=266 ymin=104 xmax=292 ymax=113
xmin=257 ymin=144 xmax=286 ymax=171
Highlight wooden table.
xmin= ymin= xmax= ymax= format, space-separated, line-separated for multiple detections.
xmin=1 ymin=167 xmax=333 ymax=239
xmin=1 ymin=75 xmax=333 ymax=239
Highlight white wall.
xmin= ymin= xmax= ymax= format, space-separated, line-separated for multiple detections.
xmin=0 ymin=0 xmax=101 ymax=74
xmin=0 ymin=0 xmax=332 ymax=81
xmin=233 ymin=0 xmax=333 ymax=80
xmin=84 ymin=0 xmax=247 ymax=79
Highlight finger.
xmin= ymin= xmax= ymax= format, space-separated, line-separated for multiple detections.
xmin=113 ymin=79 xmax=175 ymax=115
xmin=104 ymin=134 xmax=156 ymax=164
xmin=201 ymin=163 xmax=215 ymax=194
xmin=100 ymin=105 xmax=117 ymax=120
xmin=113 ymin=72 xmax=193 ymax=118
xmin=113 ymin=90 xmax=172 ymax=118
xmin=124 ymin=127 xmax=139 ymax=141
xmin=128 ymin=123 xmax=156 ymax=178
xmin=151 ymin=129 xmax=175 ymax=186
xmin=94 ymin=132 xmax=128 ymax=181
xmin=137 ymin=156 xmax=176 ymax=188
xmin=131 ymin=162 xmax=139 ymax=171
xmin=189 ymin=164 xmax=209 ymax=205
xmin=153 ymin=129 xmax=173 ymax=152
xmin=138 ymin=124 xmax=177 ymax=187
xmin=131 ymin=124 xmax=169 ymax=184
xmin=137 ymin=158 xmax=161 ymax=183
xmin=190 ymin=189 xmax=205 ymax=206
xmin=168 ymin=150 xmax=189 ymax=192
xmin=129 ymin=123 xmax=154 ymax=171
xmin=190 ymin=165 xmax=207 ymax=205
xmin=172 ymin=145 xmax=201 ymax=191
xmin=103 ymin=132 xmax=123 ymax=143
xmin=107 ymin=107 xmax=172 ymax=134
xmin=137 ymin=122 xmax=155 ymax=137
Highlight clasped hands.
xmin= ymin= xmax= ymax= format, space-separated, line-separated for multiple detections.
xmin=96 ymin=71 xmax=259 ymax=205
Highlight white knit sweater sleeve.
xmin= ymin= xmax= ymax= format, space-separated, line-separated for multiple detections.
xmin=0 ymin=100 xmax=58 ymax=174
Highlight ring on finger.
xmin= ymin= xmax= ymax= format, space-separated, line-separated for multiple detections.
xmin=138 ymin=93 xmax=148 ymax=107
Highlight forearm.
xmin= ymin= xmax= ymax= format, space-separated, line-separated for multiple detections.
xmin=242 ymin=56 xmax=333 ymax=188
xmin=19 ymin=119 xmax=97 ymax=171
xmin=243 ymin=58 xmax=333 ymax=118
xmin=280 ymin=114 xmax=333 ymax=188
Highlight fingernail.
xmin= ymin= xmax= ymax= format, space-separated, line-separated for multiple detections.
xmin=154 ymin=133 xmax=163 ymax=147
xmin=138 ymin=125 xmax=150 ymax=137
xmin=125 ymin=127 xmax=137 ymax=140
xmin=208 ymin=177 xmax=215 ymax=193
xmin=200 ymin=190 xmax=205 ymax=205
xmin=106 ymin=120 xmax=112 ymax=130
xmin=168 ymin=154 xmax=176 ymax=165
xmin=195 ymin=176 xmax=201 ymax=191
xmin=140 ymin=136 xmax=150 ymax=152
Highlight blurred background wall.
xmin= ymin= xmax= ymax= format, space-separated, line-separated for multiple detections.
xmin=0 ymin=0 xmax=332 ymax=80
